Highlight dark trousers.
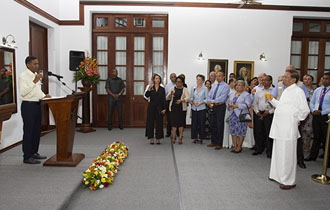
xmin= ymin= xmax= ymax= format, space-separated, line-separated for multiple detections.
xmin=254 ymin=112 xmax=273 ymax=155
xmin=21 ymin=101 xmax=41 ymax=160
xmin=146 ymin=106 xmax=164 ymax=139
xmin=108 ymin=96 xmax=123 ymax=128
xmin=297 ymin=124 xmax=305 ymax=163
xmin=309 ymin=115 xmax=328 ymax=159
xmin=191 ymin=109 xmax=206 ymax=140
xmin=166 ymin=101 xmax=171 ymax=135
xmin=210 ymin=104 xmax=226 ymax=146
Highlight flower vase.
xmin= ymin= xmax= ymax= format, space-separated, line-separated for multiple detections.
xmin=81 ymin=79 xmax=92 ymax=88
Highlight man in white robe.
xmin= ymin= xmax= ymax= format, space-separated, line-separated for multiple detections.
xmin=268 ymin=70 xmax=310 ymax=190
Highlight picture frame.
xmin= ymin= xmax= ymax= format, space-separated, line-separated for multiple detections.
xmin=233 ymin=61 xmax=255 ymax=83
xmin=207 ymin=59 xmax=228 ymax=81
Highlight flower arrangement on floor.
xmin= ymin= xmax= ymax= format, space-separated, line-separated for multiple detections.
xmin=73 ymin=57 xmax=100 ymax=86
xmin=82 ymin=141 xmax=128 ymax=191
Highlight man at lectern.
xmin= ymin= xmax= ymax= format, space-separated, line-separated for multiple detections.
xmin=18 ymin=56 xmax=51 ymax=164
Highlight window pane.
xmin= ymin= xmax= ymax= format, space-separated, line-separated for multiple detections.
xmin=327 ymin=24 xmax=330 ymax=33
xmin=134 ymin=52 xmax=145 ymax=65
xmin=309 ymin=23 xmax=321 ymax=32
xmin=116 ymin=52 xmax=126 ymax=65
xmin=134 ymin=67 xmax=144 ymax=80
xmin=97 ymin=52 xmax=108 ymax=65
xmin=116 ymin=66 xmax=126 ymax=80
xmin=116 ymin=37 xmax=126 ymax=50
xmin=97 ymin=36 xmax=108 ymax=50
xmin=153 ymin=52 xmax=163 ymax=65
xmin=98 ymin=66 xmax=108 ymax=80
xmin=291 ymin=41 xmax=302 ymax=54
xmin=307 ymin=70 xmax=318 ymax=82
xmin=308 ymin=56 xmax=318 ymax=69
xmin=4 ymin=52 xmax=11 ymax=65
xmin=134 ymin=37 xmax=145 ymax=51
xmin=97 ymin=81 xmax=107 ymax=95
xmin=133 ymin=18 xmax=146 ymax=27
xmin=152 ymin=18 xmax=164 ymax=28
xmin=96 ymin=17 xmax=108 ymax=27
xmin=325 ymin=57 xmax=330 ymax=70
xmin=152 ymin=66 xmax=163 ymax=79
xmin=153 ymin=37 xmax=164 ymax=50
xmin=293 ymin=22 xmax=303 ymax=32
xmin=291 ymin=55 xmax=301 ymax=68
xmin=123 ymin=81 xmax=126 ymax=95
xmin=325 ymin=42 xmax=330 ymax=55
xmin=134 ymin=82 xmax=145 ymax=95
xmin=308 ymin=41 xmax=319 ymax=54
xmin=115 ymin=17 xmax=127 ymax=28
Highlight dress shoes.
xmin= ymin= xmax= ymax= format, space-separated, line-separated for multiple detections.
xmin=252 ymin=152 xmax=262 ymax=156
xmin=165 ymin=134 xmax=171 ymax=137
xmin=119 ymin=127 xmax=123 ymax=130
xmin=207 ymin=143 xmax=216 ymax=147
xmin=304 ymin=156 xmax=316 ymax=161
xmin=32 ymin=153 xmax=47 ymax=159
xmin=23 ymin=157 xmax=41 ymax=164
xmin=215 ymin=146 xmax=222 ymax=150
xmin=280 ymin=184 xmax=296 ymax=190
xmin=108 ymin=127 xmax=112 ymax=131
xmin=298 ymin=162 xmax=306 ymax=169
xmin=319 ymin=153 xmax=324 ymax=159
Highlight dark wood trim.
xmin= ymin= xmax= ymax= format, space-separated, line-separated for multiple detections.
xmin=14 ymin=0 xmax=330 ymax=26
xmin=14 ymin=0 xmax=60 ymax=24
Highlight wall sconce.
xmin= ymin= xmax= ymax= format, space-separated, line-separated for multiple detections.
xmin=259 ymin=53 xmax=267 ymax=61
xmin=198 ymin=52 xmax=204 ymax=60
xmin=2 ymin=34 xmax=17 ymax=48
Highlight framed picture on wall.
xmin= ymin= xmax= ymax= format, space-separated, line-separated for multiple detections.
xmin=207 ymin=59 xmax=228 ymax=81
xmin=233 ymin=61 xmax=254 ymax=84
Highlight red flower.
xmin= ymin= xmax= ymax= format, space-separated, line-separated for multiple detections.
xmin=104 ymin=182 xmax=109 ymax=187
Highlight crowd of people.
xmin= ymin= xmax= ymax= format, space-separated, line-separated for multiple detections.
xmin=143 ymin=65 xmax=330 ymax=190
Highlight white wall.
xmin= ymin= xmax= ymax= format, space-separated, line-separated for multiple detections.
xmin=1 ymin=1 xmax=330 ymax=149
xmin=0 ymin=0 xmax=60 ymax=150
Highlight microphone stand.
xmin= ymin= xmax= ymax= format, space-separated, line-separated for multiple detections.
xmin=54 ymin=76 xmax=82 ymax=120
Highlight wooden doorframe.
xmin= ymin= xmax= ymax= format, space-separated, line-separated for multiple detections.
xmin=29 ymin=21 xmax=50 ymax=130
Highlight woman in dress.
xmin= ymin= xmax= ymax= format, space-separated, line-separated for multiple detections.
xmin=168 ymin=76 xmax=190 ymax=144
xmin=227 ymin=80 xmax=252 ymax=153
xmin=145 ymin=74 xmax=166 ymax=145
xmin=204 ymin=80 xmax=212 ymax=139
xmin=190 ymin=74 xmax=208 ymax=144
xmin=301 ymin=74 xmax=315 ymax=151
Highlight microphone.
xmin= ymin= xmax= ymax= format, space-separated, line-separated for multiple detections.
xmin=48 ymin=71 xmax=63 ymax=79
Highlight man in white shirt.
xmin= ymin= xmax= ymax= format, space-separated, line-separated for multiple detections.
xmin=19 ymin=56 xmax=51 ymax=164
xmin=268 ymin=70 xmax=309 ymax=190
xmin=252 ymin=75 xmax=274 ymax=157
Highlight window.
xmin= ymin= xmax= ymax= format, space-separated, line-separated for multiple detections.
xmin=96 ymin=17 xmax=108 ymax=27
xmin=291 ymin=19 xmax=330 ymax=84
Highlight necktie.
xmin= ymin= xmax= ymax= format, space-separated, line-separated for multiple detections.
xmin=212 ymin=83 xmax=220 ymax=99
xmin=319 ymin=87 xmax=327 ymax=110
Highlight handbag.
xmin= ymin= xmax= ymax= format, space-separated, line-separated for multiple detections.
xmin=239 ymin=103 xmax=252 ymax=122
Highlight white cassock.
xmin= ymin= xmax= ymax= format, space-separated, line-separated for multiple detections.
xmin=268 ymin=84 xmax=310 ymax=185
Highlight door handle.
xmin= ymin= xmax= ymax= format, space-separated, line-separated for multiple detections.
xmin=132 ymin=96 xmax=135 ymax=100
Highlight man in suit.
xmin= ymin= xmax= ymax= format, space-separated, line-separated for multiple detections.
xmin=18 ymin=56 xmax=51 ymax=164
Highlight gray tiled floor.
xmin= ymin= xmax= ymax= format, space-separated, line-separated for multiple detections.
xmin=0 ymin=128 xmax=329 ymax=210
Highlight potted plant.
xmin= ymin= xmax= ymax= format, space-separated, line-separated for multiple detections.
xmin=73 ymin=57 xmax=100 ymax=88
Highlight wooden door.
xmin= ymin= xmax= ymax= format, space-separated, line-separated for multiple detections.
xmin=29 ymin=21 xmax=49 ymax=130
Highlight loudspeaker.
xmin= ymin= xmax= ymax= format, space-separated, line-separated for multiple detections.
xmin=69 ymin=51 xmax=85 ymax=71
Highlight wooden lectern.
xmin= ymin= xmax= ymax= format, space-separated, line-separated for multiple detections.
xmin=43 ymin=93 xmax=85 ymax=167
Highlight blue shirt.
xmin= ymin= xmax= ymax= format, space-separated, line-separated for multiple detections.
xmin=271 ymin=83 xmax=309 ymax=99
xmin=310 ymin=86 xmax=330 ymax=115
xmin=190 ymin=85 xmax=208 ymax=111
xmin=207 ymin=81 xmax=230 ymax=103
xmin=165 ymin=82 xmax=176 ymax=100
